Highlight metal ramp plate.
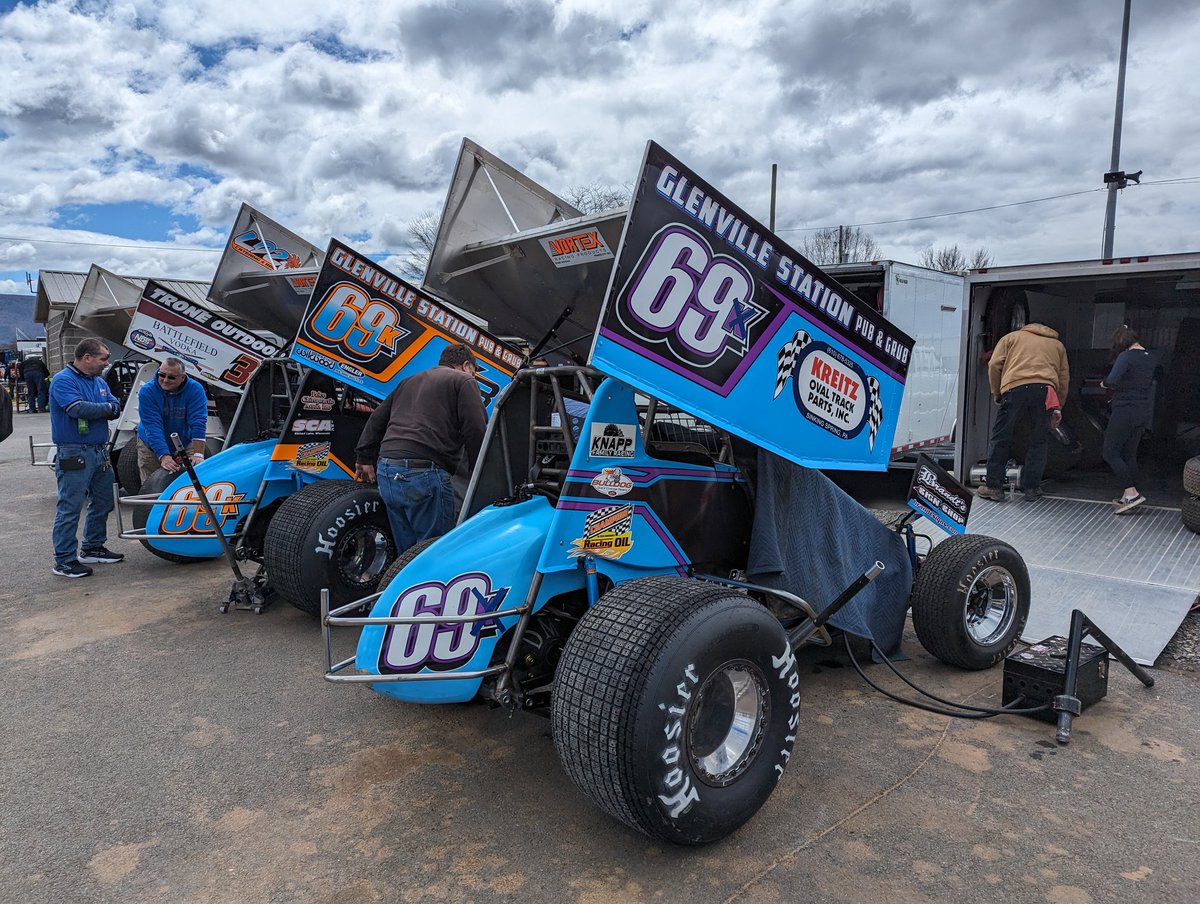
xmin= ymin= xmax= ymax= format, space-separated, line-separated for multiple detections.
xmin=943 ymin=496 xmax=1200 ymax=666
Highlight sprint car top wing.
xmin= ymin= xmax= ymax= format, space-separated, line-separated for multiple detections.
xmin=590 ymin=141 xmax=916 ymax=472
xmin=423 ymin=138 xmax=624 ymax=364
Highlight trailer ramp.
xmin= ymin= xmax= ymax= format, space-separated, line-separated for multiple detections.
xmin=950 ymin=496 xmax=1199 ymax=665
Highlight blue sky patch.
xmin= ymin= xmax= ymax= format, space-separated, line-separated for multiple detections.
xmin=56 ymin=201 xmax=201 ymax=241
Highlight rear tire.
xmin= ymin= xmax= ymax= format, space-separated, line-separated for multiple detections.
xmin=134 ymin=468 xmax=200 ymax=564
xmin=377 ymin=537 xmax=439 ymax=592
xmin=263 ymin=480 xmax=396 ymax=615
xmin=911 ymin=534 xmax=1030 ymax=670
xmin=116 ymin=439 xmax=142 ymax=496
xmin=1183 ymin=457 xmax=1200 ymax=498
xmin=1182 ymin=495 xmax=1200 ymax=534
xmin=551 ymin=575 xmax=800 ymax=846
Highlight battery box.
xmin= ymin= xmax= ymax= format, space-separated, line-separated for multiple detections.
xmin=1002 ymin=635 xmax=1109 ymax=723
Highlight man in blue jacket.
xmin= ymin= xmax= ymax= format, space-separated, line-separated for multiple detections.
xmin=49 ymin=338 xmax=124 ymax=578
xmin=135 ymin=357 xmax=208 ymax=481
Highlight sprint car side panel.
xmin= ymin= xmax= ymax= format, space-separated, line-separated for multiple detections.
xmin=355 ymin=497 xmax=560 ymax=704
xmin=144 ymin=439 xmax=287 ymax=558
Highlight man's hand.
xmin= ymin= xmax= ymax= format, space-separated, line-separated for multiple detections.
xmin=160 ymin=454 xmax=181 ymax=473
xmin=355 ymin=463 xmax=376 ymax=483
xmin=190 ymin=452 xmax=205 ymax=466
xmin=993 ymin=394 xmax=1002 ymax=404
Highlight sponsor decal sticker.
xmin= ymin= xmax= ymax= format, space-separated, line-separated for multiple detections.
xmin=292 ymin=441 xmax=331 ymax=473
xmin=290 ymin=418 xmax=335 ymax=435
xmin=159 ymin=482 xmax=246 ymax=534
xmin=569 ymin=503 xmax=634 ymax=560
xmin=540 ymin=228 xmax=614 ymax=268
xmin=591 ymin=467 xmax=634 ymax=498
xmin=773 ymin=331 xmax=885 ymax=450
xmin=300 ymin=389 xmax=335 ymax=412
xmin=589 ymin=422 xmax=636 ymax=459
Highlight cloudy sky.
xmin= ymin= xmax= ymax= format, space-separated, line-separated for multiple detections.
xmin=1 ymin=0 xmax=1198 ymax=298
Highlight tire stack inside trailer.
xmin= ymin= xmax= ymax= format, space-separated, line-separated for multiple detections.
xmin=1183 ymin=456 xmax=1200 ymax=533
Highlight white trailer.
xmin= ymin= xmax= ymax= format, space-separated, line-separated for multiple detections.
xmin=950 ymin=251 xmax=1200 ymax=666
xmin=826 ymin=261 xmax=963 ymax=464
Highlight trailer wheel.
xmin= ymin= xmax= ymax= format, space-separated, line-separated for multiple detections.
xmin=263 ymin=480 xmax=396 ymax=615
xmin=912 ymin=534 xmax=1030 ymax=670
xmin=551 ymin=575 xmax=800 ymax=846
xmin=134 ymin=468 xmax=202 ymax=564
xmin=1182 ymin=495 xmax=1200 ymax=534
xmin=1184 ymin=457 xmax=1200 ymax=498
xmin=116 ymin=439 xmax=142 ymax=496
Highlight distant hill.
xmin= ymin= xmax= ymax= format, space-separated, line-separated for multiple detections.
xmin=0 ymin=293 xmax=43 ymax=345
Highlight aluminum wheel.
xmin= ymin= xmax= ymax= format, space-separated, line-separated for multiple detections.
xmin=963 ymin=565 xmax=1018 ymax=646
xmin=336 ymin=524 xmax=393 ymax=587
xmin=688 ymin=661 xmax=768 ymax=787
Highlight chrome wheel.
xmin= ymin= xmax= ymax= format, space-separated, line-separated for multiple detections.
xmin=336 ymin=524 xmax=393 ymax=587
xmin=688 ymin=661 xmax=768 ymax=786
xmin=963 ymin=565 xmax=1018 ymax=646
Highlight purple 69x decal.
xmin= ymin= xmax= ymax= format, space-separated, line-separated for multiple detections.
xmin=616 ymin=224 xmax=768 ymax=369
xmin=378 ymin=573 xmax=510 ymax=674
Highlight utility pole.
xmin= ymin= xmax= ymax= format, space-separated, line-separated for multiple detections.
xmin=769 ymin=164 xmax=777 ymax=232
xmin=1101 ymin=0 xmax=1133 ymax=259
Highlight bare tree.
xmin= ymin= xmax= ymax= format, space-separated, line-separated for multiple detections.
xmin=920 ymin=244 xmax=994 ymax=272
xmin=799 ymin=226 xmax=881 ymax=265
xmin=400 ymin=207 xmax=440 ymax=278
xmin=565 ymin=181 xmax=630 ymax=214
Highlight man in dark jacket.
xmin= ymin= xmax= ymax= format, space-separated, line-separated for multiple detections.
xmin=22 ymin=354 xmax=49 ymax=413
xmin=135 ymin=357 xmax=209 ymax=481
xmin=354 ymin=343 xmax=486 ymax=552
xmin=49 ymin=338 xmax=124 ymax=577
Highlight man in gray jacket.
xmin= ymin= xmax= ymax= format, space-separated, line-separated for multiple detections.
xmin=353 ymin=343 xmax=486 ymax=551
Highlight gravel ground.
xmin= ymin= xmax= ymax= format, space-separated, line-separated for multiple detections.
xmin=1158 ymin=602 xmax=1200 ymax=672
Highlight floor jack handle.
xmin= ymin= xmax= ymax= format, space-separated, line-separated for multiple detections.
xmin=1055 ymin=608 xmax=1155 ymax=745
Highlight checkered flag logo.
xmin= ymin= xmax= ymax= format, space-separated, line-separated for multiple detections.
xmin=867 ymin=376 xmax=884 ymax=451
xmin=583 ymin=504 xmax=632 ymax=538
xmin=773 ymin=330 xmax=811 ymax=399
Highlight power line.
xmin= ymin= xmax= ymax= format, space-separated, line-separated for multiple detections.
xmin=0 ymin=176 xmax=1196 ymax=252
xmin=776 ymin=176 xmax=1198 ymax=234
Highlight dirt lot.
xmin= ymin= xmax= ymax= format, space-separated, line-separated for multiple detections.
xmin=3 ymin=412 xmax=1198 ymax=904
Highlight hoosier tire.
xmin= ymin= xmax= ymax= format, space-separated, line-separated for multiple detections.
xmin=1182 ymin=495 xmax=1200 ymax=533
xmin=263 ymin=480 xmax=396 ymax=615
xmin=134 ymin=468 xmax=199 ymax=564
xmin=116 ymin=439 xmax=142 ymax=496
xmin=551 ymin=575 xmax=800 ymax=846
xmin=911 ymin=534 xmax=1030 ymax=670
xmin=1184 ymin=457 xmax=1200 ymax=498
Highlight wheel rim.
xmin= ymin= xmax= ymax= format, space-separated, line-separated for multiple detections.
xmin=963 ymin=565 xmax=1018 ymax=646
xmin=335 ymin=524 xmax=394 ymax=587
xmin=687 ymin=661 xmax=768 ymax=786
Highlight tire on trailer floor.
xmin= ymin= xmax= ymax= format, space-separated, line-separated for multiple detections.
xmin=116 ymin=439 xmax=142 ymax=496
xmin=263 ymin=480 xmax=396 ymax=615
xmin=1184 ymin=457 xmax=1200 ymax=498
xmin=133 ymin=468 xmax=203 ymax=564
xmin=911 ymin=534 xmax=1030 ymax=670
xmin=1182 ymin=495 xmax=1200 ymax=534
xmin=551 ymin=575 xmax=800 ymax=846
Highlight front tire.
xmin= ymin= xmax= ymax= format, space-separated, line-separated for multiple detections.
xmin=551 ymin=576 xmax=800 ymax=846
xmin=263 ymin=480 xmax=396 ymax=614
xmin=116 ymin=439 xmax=142 ymax=496
xmin=134 ymin=468 xmax=200 ymax=564
xmin=911 ymin=534 xmax=1030 ymax=670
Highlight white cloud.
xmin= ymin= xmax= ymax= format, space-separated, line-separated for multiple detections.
xmin=0 ymin=0 xmax=1196 ymax=288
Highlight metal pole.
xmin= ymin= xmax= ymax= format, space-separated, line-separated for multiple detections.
xmin=769 ymin=164 xmax=778 ymax=232
xmin=1101 ymin=0 xmax=1132 ymax=259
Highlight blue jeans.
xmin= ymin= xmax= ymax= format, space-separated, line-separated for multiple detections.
xmin=986 ymin=383 xmax=1050 ymax=492
xmin=25 ymin=373 xmax=47 ymax=412
xmin=53 ymin=443 xmax=116 ymax=565
xmin=1103 ymin=406 xmax=1148 ymax=488
xmin=376 ymin=459 xmax=455 ymax=552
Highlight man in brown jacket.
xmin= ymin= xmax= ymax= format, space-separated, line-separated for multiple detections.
xmin=978 ymin=323 xmax=1070 ymax=501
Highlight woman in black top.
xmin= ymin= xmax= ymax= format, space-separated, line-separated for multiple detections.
xmin=1102 ymin=325 xmax=1156 ymax=513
